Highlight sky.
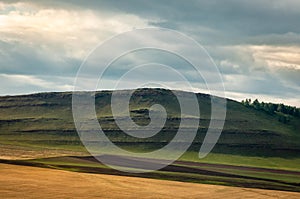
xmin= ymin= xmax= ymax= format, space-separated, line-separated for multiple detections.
xmin=0 ymin=0 xmax=299 ymax=106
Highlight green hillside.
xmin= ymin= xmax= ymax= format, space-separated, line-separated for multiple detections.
xmin=0 ymin=88 xmax=299 ymax=170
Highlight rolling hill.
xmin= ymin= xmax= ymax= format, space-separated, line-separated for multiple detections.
xmin=0 ymin=88 xmax=299 ymax=158
xmin=0 ymin=88 xmax=300 ymax=191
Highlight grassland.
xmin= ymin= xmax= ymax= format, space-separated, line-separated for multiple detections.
xmin=0 ymin=88 xmax=299 ymax=193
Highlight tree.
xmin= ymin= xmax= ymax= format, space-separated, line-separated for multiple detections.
xmin=277 ymin=104 xmax=286 ymax=113
xmin=241 ymin=99 xmax=299 ymax=118
xmin=243 ymin=99 xmax=251 ymax=107
xmin=252 ymin=99 xmax=260 ymax=109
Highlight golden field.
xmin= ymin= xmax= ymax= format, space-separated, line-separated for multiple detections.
xmin=1 ymin=163 xmax=299 ymax=199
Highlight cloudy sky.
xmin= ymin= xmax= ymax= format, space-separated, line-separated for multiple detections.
xmin=0 ymin=0 xmax=299 ymax=106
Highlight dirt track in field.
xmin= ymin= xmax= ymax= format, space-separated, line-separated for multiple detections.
xmin=1 ymin=163 xmax=299 ymax=199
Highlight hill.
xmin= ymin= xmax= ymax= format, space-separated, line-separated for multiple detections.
xmin=1 ymin=88 xmax=300 ymax=191
xmin=0 ymin=88 xmax=299 ymax=159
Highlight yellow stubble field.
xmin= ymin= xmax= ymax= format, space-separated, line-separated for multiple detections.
xmin=1 ymin=163 xmax=299 ymax=199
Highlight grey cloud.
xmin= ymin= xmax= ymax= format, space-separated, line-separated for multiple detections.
xmin=245 ymin=32 xmax=300 ymax=46
xmin=224 ymin=72 xmax=299 ymax=97
xmin=0 ymin=40 xmax=81 ymax=76
xmin=274 ymin=67 xmax=300 ymax=87
xmin=1 ymin=0 xmax=300 ymax=106
xmin=5 ymin=0 xmax=300 ymax=37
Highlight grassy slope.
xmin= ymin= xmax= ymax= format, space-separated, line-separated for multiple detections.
xmin=1 ymin=88 xmax=300 ymax=192
xmin=0 ymin=89 xmax=300 ymax=158
xmin=0 ymin=88 xmax=299 ymax=169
